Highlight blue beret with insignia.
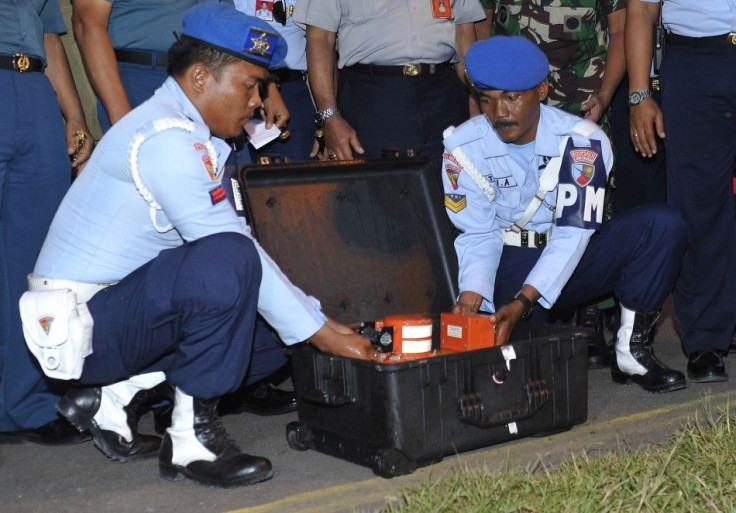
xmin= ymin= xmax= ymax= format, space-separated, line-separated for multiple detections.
xmin=181 ymin=3 xmax=287 ymax=69
xmin=465 ymin=36 xmax=549 ymax=91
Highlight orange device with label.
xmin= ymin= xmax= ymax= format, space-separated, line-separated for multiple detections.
xmin=440 ymin=312 xmax=497 ymax=352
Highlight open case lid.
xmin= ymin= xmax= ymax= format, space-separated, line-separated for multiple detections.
xmin=239 ymin=158 xmax=459 ymax=324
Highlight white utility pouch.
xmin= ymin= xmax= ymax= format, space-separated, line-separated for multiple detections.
xmin=19 ymin=289 xmax=94 ymax=380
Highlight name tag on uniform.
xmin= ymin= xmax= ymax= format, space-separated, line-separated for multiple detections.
xmin=255 ymin=0 xmax=274 ymax=22
xmin=431 ymin=0 xmax=453 ymax=19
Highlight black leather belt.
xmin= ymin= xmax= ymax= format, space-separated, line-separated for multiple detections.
xmin=667 ymin=32 xmax=736 ymax=47
xmin=273 ymin=68 xmax=306 ymax=83
xmin=0 ymin=53 xmax=43 ymax=72
xmin=347 ymin=62 xmax=452 ymax=77
xmin=114 ymin=49 xmax=168 ymax=68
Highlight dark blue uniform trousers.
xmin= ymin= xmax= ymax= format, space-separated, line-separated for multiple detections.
xmin=97 ymin=61 xmax=167 ymax=133
xmin=79 ymin=233 xmax=288 ymax=400
xmin=659 ymin=44 xmax=736 ymax=355
xmin=493 ymin=204 xmax=687 ymax=321
xmin=338 ymin=66 xmax=470 ymax=160
xmin=0 ymin=71 xmax=71 ymax=430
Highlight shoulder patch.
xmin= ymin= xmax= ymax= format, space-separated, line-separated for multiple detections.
xmin=209 ymin=185 xmax=227 ymax=205
xmin=444 ymin=193 xmax=467 ymax=213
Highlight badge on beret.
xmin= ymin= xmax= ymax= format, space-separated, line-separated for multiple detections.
xmin=245 ymin=28 xmax=279 ymax=63
xmin=445 ymin=194 xmax=467 ymax=213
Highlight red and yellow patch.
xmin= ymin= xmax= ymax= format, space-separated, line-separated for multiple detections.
xmin=209 ymin=185 xmax=227 ymax=205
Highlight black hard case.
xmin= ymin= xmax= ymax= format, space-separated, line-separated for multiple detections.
xmin=239 ymin=158 xmax=588 ymax=478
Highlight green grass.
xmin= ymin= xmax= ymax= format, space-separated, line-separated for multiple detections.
xmin=380 ymin=406 xmax=736 ymax=513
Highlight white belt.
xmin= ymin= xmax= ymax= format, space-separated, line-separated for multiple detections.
xmin=27 ymin=275 xmax=116 ymax=303
xmin=503 ymin=229 xmax=549 ymax=249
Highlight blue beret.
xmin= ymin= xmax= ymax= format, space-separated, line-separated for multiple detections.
xmin=181 ymin=3 xmax=287 ymax=70
xmin=465 ymin=36 xmax=549 ymax=91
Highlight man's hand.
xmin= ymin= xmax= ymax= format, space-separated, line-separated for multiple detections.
xmin=65 ymin=121 xmax=93 ymax=173
xmin=630 ymin=97 xmax=665 ymax=157
xmin=308 ymin=319 xmax=386 ymax=362
xmin=489 ymin=300 xmax=526 ymax=346
xmin=581 ymin=91 xmax=611 ymax=123
xmin=451 ymin=291 xmax=483 ymax=316
xmin=311 ymin=114 xmax=364 ymax=160
xmin=261 ymin=82 xmax=290 ymax=130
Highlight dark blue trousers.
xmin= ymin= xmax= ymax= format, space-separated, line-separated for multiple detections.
xmin=0 ymin=71 xmax=71 ymax=430
xmin=338 ymin=66 xmax=470 ymax=161
xmin=80 ymin=233 xmax=288 ymax=399
xmin=659 ymin=45 xmax=736 ymax=354
xmin=97 ymin=61 xmax=167 ymax=133
xmin=493 ymin=204 xmax=686 ymax=322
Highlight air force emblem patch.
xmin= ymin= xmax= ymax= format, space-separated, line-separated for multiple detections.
xmin=555 ymin=138 xmax=607 ymax=230
xmin=39 ymin=316 xmax=54 ymax=335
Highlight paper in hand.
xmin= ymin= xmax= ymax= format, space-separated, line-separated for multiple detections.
xmin=244 ymin=118 xmax=281 ymax=149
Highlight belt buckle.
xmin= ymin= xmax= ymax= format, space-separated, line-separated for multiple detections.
xmin=650 ymin=78 xmax=660 ymax=91
xmin=728 ymin=32 xmax=736 ymax=45
xmin=13 ymin=53 xmax=31 ymax=72
xmin=520 ymin=230 xmax=529 ymax=248
xmin=536 ymin=232 xmax=547 ymax=247
xmin=403 ymin=63 xmax=420 ymax=77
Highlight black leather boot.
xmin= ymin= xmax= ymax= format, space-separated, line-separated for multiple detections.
xmin=57 ymin=379 xmax=165 ymax=462
xmin=576 ymin=304 xmax=611 ymax=369
xmin=159 ymin=387 xmax=273 ymax=487
xmin=610 ymin=307 xmax=686 ymax=393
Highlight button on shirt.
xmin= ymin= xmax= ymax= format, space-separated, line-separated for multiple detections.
xmin=35 ymin=77 xmax=325 ymax=344
xmin=292 ymin=0 xmax=485 ymax=68
xmin=640 ymin=0 xmax=736 ymax=37
xmin=442 ymin=104 xmax=613 ymax=312
xmin=0 ymin=0 xmax=66 ymax=64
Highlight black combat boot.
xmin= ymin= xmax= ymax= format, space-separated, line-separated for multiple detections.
xmin=159 ymin=387 xmax=273 ymax=487
xmin=610 ymin=307 xmax=686 ymax=393
xmin=576 ymin=304 xmax=611 ymax=369
xmin=57 ymin=372 xmax=166 ymax=462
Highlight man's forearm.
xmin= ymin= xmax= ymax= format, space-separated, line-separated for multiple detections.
xmin=43 ymin=33 xmax=86 ymax=126
xmin=305 ymin=26 xmax=338 ymax=111
xmin=625 ymin=0 xmax=660 ymax=92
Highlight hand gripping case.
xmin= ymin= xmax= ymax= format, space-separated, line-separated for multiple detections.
xmin=239 ymin=158 xmax=588 ymax=477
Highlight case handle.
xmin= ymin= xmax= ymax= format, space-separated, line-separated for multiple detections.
xmin=457 ymin=379 xmax=550 ymax=428
xmin=299 ymin=354 xmax=358 ymax=406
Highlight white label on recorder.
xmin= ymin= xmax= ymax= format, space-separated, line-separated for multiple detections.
xmin=501 ymin=345 xmax=517 ymax=371
xmin=508 ymin=422 xmax=518 ymax=434
xmin=446 ymin=324 xmax=463 ymax=338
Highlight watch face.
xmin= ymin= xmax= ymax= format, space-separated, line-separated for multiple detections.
xmin=314 ymin=112 xmax=324 ymax=127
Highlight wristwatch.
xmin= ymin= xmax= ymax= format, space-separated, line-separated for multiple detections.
xmin=314 ymin=105 xmax=339 ymax=128
xmin=628 ymin=89 xmax=652 ymax=106
xmin=511 ymin=291 xmax=534 ymax=321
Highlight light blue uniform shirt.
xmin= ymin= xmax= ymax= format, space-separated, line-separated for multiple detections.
xmin=234 ymin=0 xmax=306 ymax=71
xmin=293 ymin=0 xmax=485 ymax=68
xmin=442 ymin=104 xmax=613 ymax=313
xmin=641 ymin=0 xmax=736 ymax=37
xmin=35 ymin=77 xmax=325 ymax=344
xmin=0 ymin=0 xmax=66 ymax=64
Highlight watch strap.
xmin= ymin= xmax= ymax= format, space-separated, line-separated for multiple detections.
xmin=511 ymin=291 xmax=534 ymax=321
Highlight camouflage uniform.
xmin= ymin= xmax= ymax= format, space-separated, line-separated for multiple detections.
xmin=489 ymin=0 xmax=625 ymax=130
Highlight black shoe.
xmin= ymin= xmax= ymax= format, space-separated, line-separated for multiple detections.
xmin=57 ymin=387 xmax=161 ymax=462
xmin=159 ymin=434 xmax=273 ymax=487
xmin=610 ymin=310 xmax=686 ymax=393
xmin=576 ymin=304 xmax=611 ymax=369
xmin=611 ymin=349 xmax=687 ymax=393
xmin=687 ymin=351 xmax=728 ymax=383
xmin=219 ymin=383 xmax=297 ymax=416
xmin=159 ymin=395 xmax=273 ymax=487
xmin=0 ymin=417 xmax=91 ymax=446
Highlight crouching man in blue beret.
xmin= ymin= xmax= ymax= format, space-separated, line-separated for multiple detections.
xmin=19 ymin=3 xmax=383 ymax=488
xmin=443 ymin=36 xmax=688 ymax=394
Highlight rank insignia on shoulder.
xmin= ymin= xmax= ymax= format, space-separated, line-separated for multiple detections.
xmin=209 ymin=185 xmax=227 ymax=205
xmin=444 ymin=193 xmax=467 ymax=213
